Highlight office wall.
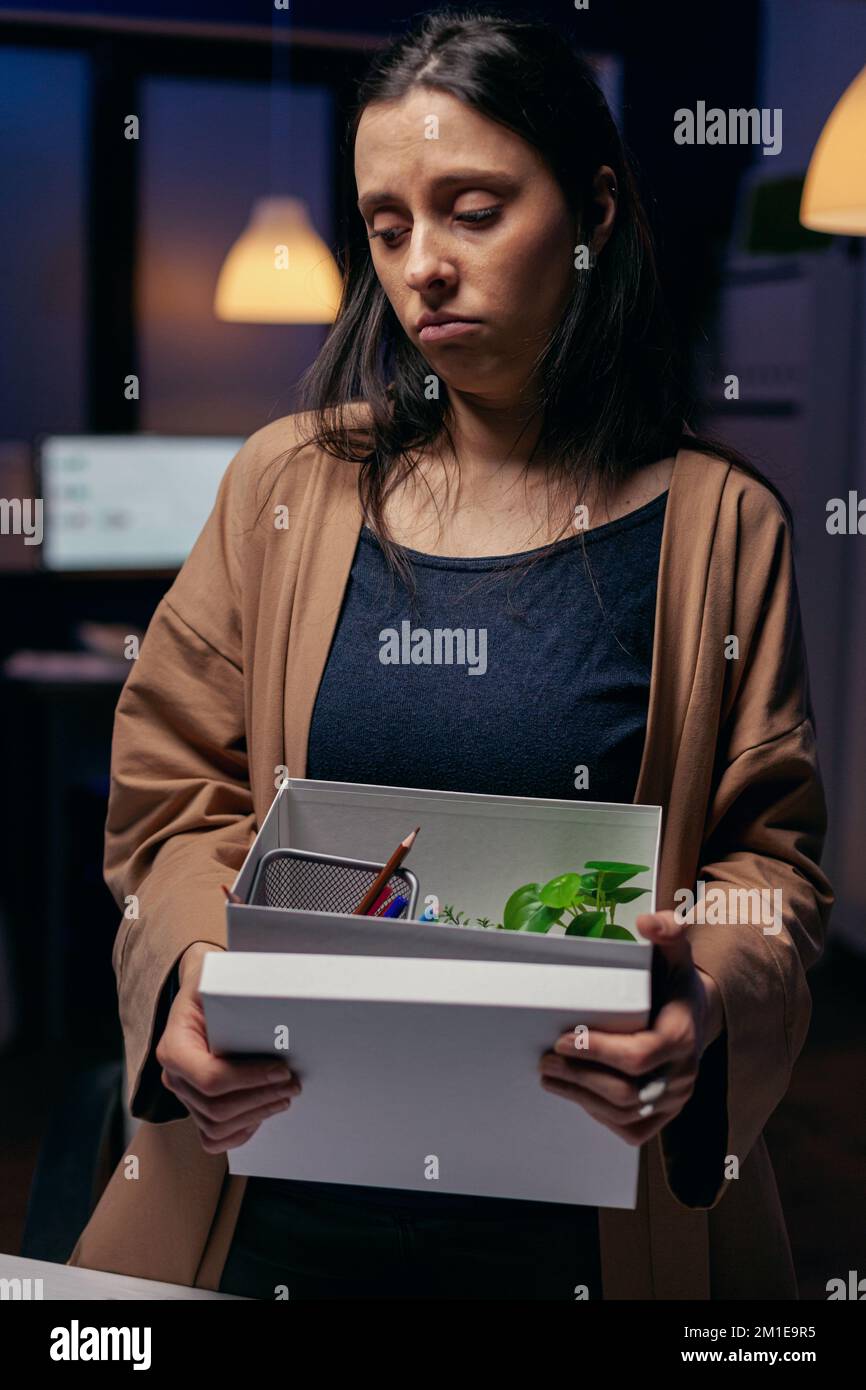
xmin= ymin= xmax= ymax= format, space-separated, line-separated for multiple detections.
xmin=137 ymin=78 xmax=333 ymax=433
xmin=0 ymin=46 xmax=88 ymax=441
xmin=0 ymin=42 xmax=335 ymax=446
xmin=760 ymin=0 xmax=866 ymax=949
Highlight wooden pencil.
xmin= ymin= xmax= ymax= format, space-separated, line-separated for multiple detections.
xmin=352 ymin=827 xmax=420 ymax=915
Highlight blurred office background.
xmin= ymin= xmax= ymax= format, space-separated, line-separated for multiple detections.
xmin=0 ymin=0 xmax=864 ymax=1296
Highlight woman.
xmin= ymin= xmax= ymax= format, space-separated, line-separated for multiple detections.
xmin=69 ymin=11 xmax=832 ymax=1299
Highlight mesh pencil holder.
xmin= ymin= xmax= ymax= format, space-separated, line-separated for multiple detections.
xmin=247 ymin=848 xmax=419 ymax=920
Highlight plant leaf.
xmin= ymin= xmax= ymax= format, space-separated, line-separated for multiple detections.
xmin=564 ymin=911 xmax=606 ymax=936
xmin=503 ymin=886 xmax=561 ymax=933
xmin=601 ymin=923 xmax=638 ymax=941
xmin=584 ymin=861 xmax=650 ymax=872
xmin=582 ymin=862 xmax=650 ymax=893
xmin=605 ymin=886 xmax=649 ymax=904
xmin=503 ymin=883 xmax=541 ymax=931
xmin=518 ymin=904 xmax=562 ymax=933
xmin=539 ymin=873 xmax=583 ymax=908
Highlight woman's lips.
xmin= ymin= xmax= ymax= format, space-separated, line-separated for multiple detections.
xmin=418 ymin=320 xmax=482 ymax=342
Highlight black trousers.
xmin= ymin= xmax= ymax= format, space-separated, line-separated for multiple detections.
xmin=218 ymin=1177 xmax=603 ymax=1300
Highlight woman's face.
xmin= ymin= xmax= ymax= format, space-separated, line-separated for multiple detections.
xmin=355 ymin=86 xmax=612 ymax=404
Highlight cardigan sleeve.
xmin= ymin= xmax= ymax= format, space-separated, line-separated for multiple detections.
xmin=657 ymin=486 xmax=834 ymax=1207
xmin=104 ymin=439 xmax=260 ymax=1123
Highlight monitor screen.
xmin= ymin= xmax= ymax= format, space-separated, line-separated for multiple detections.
xmin=39 ymin=435 xmax=244 ymax=571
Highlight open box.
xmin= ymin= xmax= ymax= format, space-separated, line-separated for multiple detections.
xmin=200 ymin=778 xmax=662 ymax=1208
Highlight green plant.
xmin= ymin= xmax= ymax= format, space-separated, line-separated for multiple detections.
xmin=502 ymin=861 xmax=650 ymax=941
xmin=440 ymin=904 xmax=503 ymax=930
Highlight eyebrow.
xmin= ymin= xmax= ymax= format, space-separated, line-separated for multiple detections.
xmin=357 ymin=168 xmax=520 ymax=214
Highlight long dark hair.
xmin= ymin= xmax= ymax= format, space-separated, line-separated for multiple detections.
xmin=274 ymin=7 xmax=792 ymax=594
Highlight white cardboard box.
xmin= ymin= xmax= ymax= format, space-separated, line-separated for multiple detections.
xmin=199 ymin=778 xmax=662 ymax=1209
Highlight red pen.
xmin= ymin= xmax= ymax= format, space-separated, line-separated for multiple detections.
xmin=367 ymin=885 xmax=393 ymax=917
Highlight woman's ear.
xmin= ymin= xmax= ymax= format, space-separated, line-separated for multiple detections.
xmin=589 ymin=163 xmax=617 ymax=256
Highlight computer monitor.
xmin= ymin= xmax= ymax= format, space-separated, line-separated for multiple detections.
xmin=38 ymin=435 xmax=244 ymax=572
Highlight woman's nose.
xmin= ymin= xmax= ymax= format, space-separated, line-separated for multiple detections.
xmin=403 ymin=228 xmax=458 ymax=294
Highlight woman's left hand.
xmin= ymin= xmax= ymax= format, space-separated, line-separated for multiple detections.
xmin=538 ymin=910 xmax=725 ymax=1145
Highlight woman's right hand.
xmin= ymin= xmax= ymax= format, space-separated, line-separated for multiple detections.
xmin=155 ymin=941 xmax=302 ymax=1154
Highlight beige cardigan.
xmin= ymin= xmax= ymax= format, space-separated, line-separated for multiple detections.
xmin=67 ymin=412 xmax=833 ymax=1298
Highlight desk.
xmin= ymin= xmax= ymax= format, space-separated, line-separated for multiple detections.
xmin=0 ymin=1253 xmax=247 ymax=1300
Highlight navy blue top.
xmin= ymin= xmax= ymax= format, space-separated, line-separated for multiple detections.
xmin=229 ymin=491 xmax=668 ymax=1295
xmin=307 ymin=489 xmax=667 ymax=803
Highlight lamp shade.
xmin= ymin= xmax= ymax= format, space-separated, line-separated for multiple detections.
xmin=214 ymin=196 xmax=342 ymax=323
xmin=800 ymin=64 xmax=866 ymax=234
